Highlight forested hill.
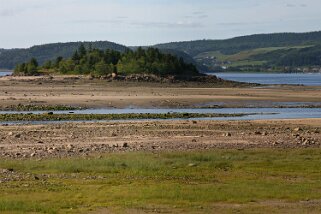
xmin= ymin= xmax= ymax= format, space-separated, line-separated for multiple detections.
xmin=154 ymin=31 xmax=321 ymax=56
xmin=0 ymin=41 xmax=128 ymax=69
xmin=2 ymin=31 xmax=321 ymax=72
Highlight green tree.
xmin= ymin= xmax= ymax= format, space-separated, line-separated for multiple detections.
xmin=94 ymin=60 xmax=112 ymax=76
xmin=26 ymin=58 xmax=39 ymax=75
xmin=55 ymin=56 xmax=63 ymax=68
xmin=72 ymin=51 xmax=81 ymax=62
xmin=78 ymin=44 xmax=87 ymax=57
xmin=43 ymin=60 xmax=52 ymax=69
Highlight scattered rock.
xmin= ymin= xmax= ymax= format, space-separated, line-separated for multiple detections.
xmin=293 ymin=127 xmax=303 ymax=132
xmin=14 ymin=134 xmax=21 ymax=138
xmin=67 ymin=144 xmax=74 ymax=150
xmin=222 ymin=132 xmax=231 ymax=137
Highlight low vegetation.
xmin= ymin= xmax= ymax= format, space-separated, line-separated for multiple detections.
xmin=0 ymin=112 xmax=247 ymax=122
xmin=0 ymin=104 xmax=83 ymax=111
xmin=1 ymin=149 xmax=321 ymax=213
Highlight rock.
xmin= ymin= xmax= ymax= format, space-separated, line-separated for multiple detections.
xmin=30 ymin=153 xmax=36 ymax=157
xmin=254 ymin=131 xmax=262 ymax=135
xmin=14 ymin=134 xmax=21 ymax=138
xmin=67 ymin=144 xmax=74 ymax=150
xmin=293 ymin=127 xmax=303 ymax=132
xmin=261 ymin=132 xmax=268 ymax=136
xmin=192 ymin=139 xmax=197 ymax=143
xmin=7 ymin=132 xmax=13 ymax=136
xmin=223 ymin=132 xmax=231 ymax=137
xmin=188 ymin=163 xmax=197 ymax=167
xmin=112 ymin=72 xmax=118 ymax=78
xmin=122 ymin=143 xmax=129 ymax=148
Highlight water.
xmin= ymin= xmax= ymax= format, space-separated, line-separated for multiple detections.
xmin=1 ymin=108 xmax=321 ymax=125
xmin=211 ymin=73 xmax=321 ymax=86
xmin=0 ymin=71 xmax=12 ymax=77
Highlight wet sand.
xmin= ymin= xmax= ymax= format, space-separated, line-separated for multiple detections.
xmin=0 ymin=75 xmax=321 ymax=109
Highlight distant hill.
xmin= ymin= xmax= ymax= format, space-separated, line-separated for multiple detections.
xmin=154 ymin=31 xmax=321 ymax=72
xmin=0 ymin=41 xmax=129 ymax=69
xmin=154 ymin=31 xmax=321 ymax=56
xmin=2 ymin=31 xmax=321 ymax=72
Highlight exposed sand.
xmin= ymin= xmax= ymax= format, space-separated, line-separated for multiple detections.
xmin=0 ymin=75 xmax=321 ymax=109
xmin=0 ymin=76 xmax=320 ymax=159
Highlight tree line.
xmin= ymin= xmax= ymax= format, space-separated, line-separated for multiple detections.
xmin=14 ymin=45 xmax=199 ymax=76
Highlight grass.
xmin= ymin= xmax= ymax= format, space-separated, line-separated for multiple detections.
xmin=0 ymin=112 xmax=248 ymax=122
xmin=1 ymin=149 xmax=321 ymax=213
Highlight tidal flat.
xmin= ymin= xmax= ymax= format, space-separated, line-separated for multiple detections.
xmin=0 ymin=75 xmax=321 ymax=213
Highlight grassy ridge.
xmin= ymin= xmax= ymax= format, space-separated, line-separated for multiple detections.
xmin=1 ymin=149 xmax=321 ymax=213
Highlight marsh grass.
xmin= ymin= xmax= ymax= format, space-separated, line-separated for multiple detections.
xmin=1 ymin=149 xmax=321 ymax=213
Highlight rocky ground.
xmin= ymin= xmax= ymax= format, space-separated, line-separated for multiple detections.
xmin=0 ymin=119 xmax=320 ymax=159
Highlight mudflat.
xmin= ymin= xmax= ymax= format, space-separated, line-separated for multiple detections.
xmin=0 ymin=75 xmax=321 ymax=109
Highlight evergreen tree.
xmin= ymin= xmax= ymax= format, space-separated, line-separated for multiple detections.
xmin=72 ymin=51 xmax=80 ymax=62
xmin=78 ymin=44 xmax=87 ymax=57
xmin=55 ymin=56 xmax=63 ymax=68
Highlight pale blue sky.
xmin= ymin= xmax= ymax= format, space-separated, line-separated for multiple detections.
xmin=0 ymin=0 xmax=320 ymax=48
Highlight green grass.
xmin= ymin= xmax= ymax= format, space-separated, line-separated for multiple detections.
xmin=1 ymin=149 xmax=321 ymax=213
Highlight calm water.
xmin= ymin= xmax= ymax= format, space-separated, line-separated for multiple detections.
xmin=0 ymin=71 xmax=12 ymax=76
xmin=211 ymin=73 xmax=321 ymax=86
xmin=1 ymin=108 xmax=321 ymax=125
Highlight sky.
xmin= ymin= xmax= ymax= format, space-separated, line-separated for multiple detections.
xmin=0 ymin=0 xmax=321 ymax=49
